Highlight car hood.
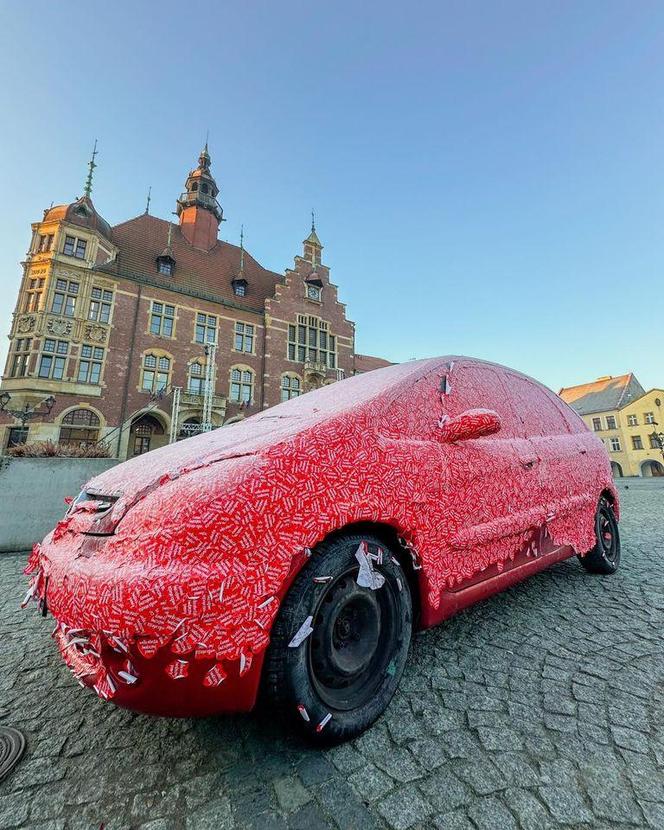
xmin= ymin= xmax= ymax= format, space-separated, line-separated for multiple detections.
xmin=85 ymin=413 xmax=307 ymax=503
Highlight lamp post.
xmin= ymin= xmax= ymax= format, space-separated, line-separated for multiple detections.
xmin=0 ymin=392 xmax=56 ymax=427
xmin=650 ymin=428 xmax=664 ymax=460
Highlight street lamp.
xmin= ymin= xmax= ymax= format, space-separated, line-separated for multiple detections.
xmin=0 ymin=392 xmax=56 ymax=427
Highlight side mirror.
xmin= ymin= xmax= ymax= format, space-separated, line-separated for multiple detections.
xmin=439 ymin=408 xmax=502 ymax=443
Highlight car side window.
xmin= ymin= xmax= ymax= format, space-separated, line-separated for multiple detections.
xmin=443 ymin=364 xmax=520 ymax=439
xmin=504 ymin=374 xmax=571 ymax=437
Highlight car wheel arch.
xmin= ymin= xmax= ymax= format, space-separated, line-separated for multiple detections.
xmin=316 ymin=520 xmax=423 ymax=627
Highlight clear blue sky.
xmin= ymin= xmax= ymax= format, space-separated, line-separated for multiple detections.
xmin=1 ymin=1 xmax=663 ymax=392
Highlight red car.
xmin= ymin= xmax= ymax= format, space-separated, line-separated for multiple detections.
xmin=26 ymin=357 xmax=620 ymax=743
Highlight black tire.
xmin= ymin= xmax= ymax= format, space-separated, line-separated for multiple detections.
xmin=263 ymin=533 xmax=413 ymax=745
xmin=579 ymin=497 xmax=621 ymax=575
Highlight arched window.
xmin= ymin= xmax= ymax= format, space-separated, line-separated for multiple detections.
xmin=188 ymin=361 xmax=205 ymax=395
xmin=141 ymin=353 xmax=171 ymax=394
xmin=281 ymin=374 xmax=301 ymax=402
xmin=230 ymin=366 xmax=254 ymax=404
xmin=191 ymin=181 xmax=198 ymax=192
xmin=59 ymin=408 xmax=101 ymax=447
xmin=201 ymin=183 xmax=209 ymax=194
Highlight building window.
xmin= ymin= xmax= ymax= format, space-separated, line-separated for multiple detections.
xmin=38 ymin=339 xmax=68 ymax=379
xmin=287 ymin=316 xmax=336 ymax=368
xmin=59 ymin=408 xmax=101 ymax=447
xmin=280 ymin=374 xmax=301 ymax=402
xmin=230 ymin=367 xmax=254 ymax=403
xmin=645 ymin=412 xmax=656 ymax=425
xmin=63 ymin=235 xmax=87 ymax=259
xmin=232 ymin=279 xmax=247 ymax=297
xmin=89 ymin=287 xmax=113 ymax=323
xmin=306 ymin=283 xmax=322 ymax=301
xmin=627 ymin=414 xmax=638 ymax=427
xmin=632 ymin=435 xmax=644 ymax=450
xmin=650 ymin=434 xmax=661 ymax=449
xmin=158 ymin=260 xmax=173 ymax=276
xmin=23 ymin=277 xmax=45 ymax=313
xmin=77 ymin=345 xmax=104 ymax=384
xmin=592 ymin=417 xmax=601 ymax=431
xmin=606 ymin=416 xmax=617 ymax=430
xmin=6 ymin=426 xmax=28 ymax=449
xmin=195 ymin=313 xmax=217 ymax=344
xmin=36 ymin=234 xmax=54 ymax=253
xmin=234 ymin=322 xmax=254 ymax=353
xmin=51 ymin=278 xmax=79 ymax=317
xmin=141 ymin=353 xmax=171 ymax=394
xmin=149 ymin=302 xmax=175 ymax=337
xmin=610 ymin=437 xmax=621 ymax=452
xmin=10 ymin=338 xmax=31 ymax=377
xmin=188 ymin=361 xmax=205 ymax=394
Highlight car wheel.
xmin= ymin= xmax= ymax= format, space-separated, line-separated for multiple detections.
xmin=578 ymin=497 xmax=620 ymax=575
xmin=263 ymin=533 xmax=412 ymax=744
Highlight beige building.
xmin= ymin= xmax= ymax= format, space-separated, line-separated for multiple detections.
xmin=560 ymin=374 xmax=664 ymax=477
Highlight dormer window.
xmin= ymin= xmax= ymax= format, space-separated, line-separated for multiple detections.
xmin=63 ymin=235 xmax=87 ymax=259
xmin=158 ymin=260 xmax=173 ymax=276
xmin=232 ymin=278 xmax=247 ymax=297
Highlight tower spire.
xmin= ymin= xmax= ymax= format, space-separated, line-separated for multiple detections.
xmin=303 ymin=211 xmax=323 ymax=264
xmin=144 ymin=185 xmax=152 ymax=215
xmin=83 ymin=139 xmax=98 ymax=198
xmin=176 ymin=143 xmax=222 ymax=250
xmin=239 ymin=224 xmax=245 ymax=275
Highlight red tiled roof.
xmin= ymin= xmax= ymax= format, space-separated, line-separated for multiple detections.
xmin=355 ymin=353 xmax=393 ymax=373
xmin=559 ymin=373 xmax=645 ymax=415
xmin=104 ymin=214 xmax=282 ymax=311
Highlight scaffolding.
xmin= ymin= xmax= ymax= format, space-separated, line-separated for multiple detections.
xmin=169 ymin=386 xmax=181 ymax=443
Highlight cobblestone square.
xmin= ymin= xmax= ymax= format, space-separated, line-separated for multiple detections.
xmin=1 ymin=478 xmax=663 ymax=829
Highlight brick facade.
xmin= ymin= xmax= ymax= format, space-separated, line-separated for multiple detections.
xmin=0 ymin=146 xmax=390 ymax=459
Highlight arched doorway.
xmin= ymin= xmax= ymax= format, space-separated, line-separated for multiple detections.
xmin=641 ymin=459 xmax=664 ymax=477
xmin=178 ymin=417 xmax=202 ymax=440
xmin=129 ymin=414 xmax=166 ymax=457
xmin=610 ymin=461 xmax=623 ymax=478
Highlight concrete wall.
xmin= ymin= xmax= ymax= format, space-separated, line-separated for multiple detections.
xmin=0 ymin=457 xmax=119 ymax=552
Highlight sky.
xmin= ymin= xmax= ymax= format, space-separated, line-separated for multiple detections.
xmin=1 ymin=0 xmax=663 ymax=392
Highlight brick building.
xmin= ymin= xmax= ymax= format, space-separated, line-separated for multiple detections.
xmin=0 ymin=145 xmax=390 ymax=458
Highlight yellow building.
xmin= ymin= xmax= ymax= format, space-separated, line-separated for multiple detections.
xmin=559 ymin=374 xmax=664 ymax=477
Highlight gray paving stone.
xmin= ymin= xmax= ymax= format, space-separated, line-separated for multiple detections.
xmin=273 ymin=775 xmax=312 ymax=812
xmin=538 ymin=785 xmax=593 ymax=824
xmin=348 ymin=763 xmax=394 ymax=801
xmin=418 ymin=767 xmax=472 ymax=812
xmin=376 ymin=786 xmax=434 ymax=830
xmin=503 ymin=788 xmax=553 ymax=830
xmin=468 ymin=796 xmax=518 ymax=830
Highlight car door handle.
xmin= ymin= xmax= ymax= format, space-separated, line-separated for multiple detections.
xmin=521 ymin=457 xmax=538 ymax=469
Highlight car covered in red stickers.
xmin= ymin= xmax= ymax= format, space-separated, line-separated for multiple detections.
xmin=25 ymin=357 xmax=620 ymax=743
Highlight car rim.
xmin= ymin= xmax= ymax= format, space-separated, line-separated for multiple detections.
xmin=597 ymin=504 xmax=617 ymax=563
xmin=307 ymin=566 xmax=401 ymax=711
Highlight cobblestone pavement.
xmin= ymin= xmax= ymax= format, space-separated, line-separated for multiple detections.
xmin=1 ymin=478 xmax=663 ymax=829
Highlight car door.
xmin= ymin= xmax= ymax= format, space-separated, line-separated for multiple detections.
xmin=436 ymin=361 xmax=542 ymax=593
xmin=503 ymin=372 xmax=579 ymax=521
